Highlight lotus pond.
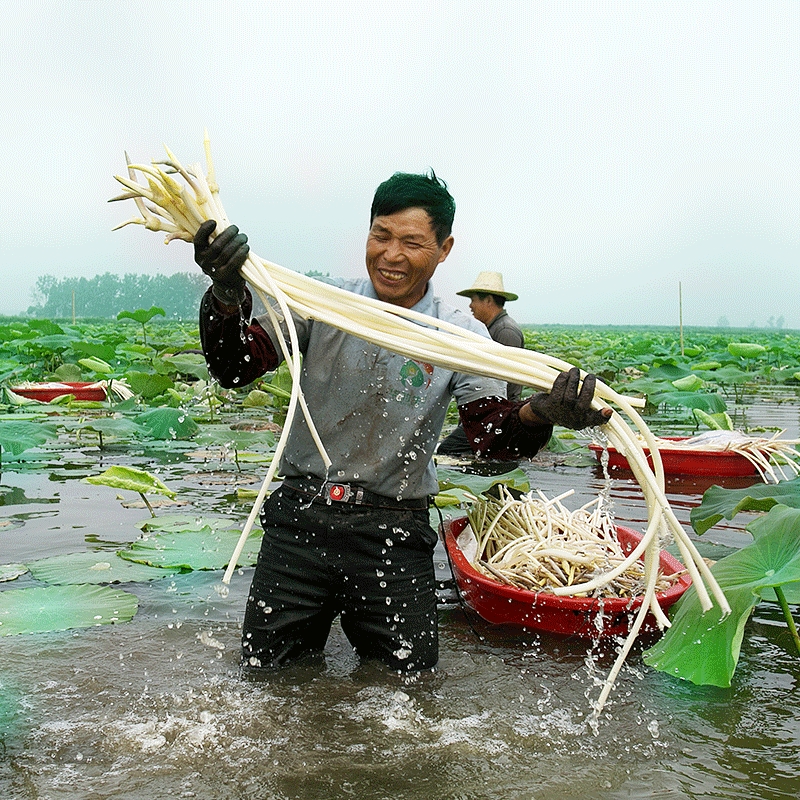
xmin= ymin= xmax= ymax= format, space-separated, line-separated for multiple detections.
xmin=1 ymin=320 xmax=800 ymax=800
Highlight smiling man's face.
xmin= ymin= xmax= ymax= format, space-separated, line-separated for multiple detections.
xmin=365 ymin=207 xmax=454 ymax=308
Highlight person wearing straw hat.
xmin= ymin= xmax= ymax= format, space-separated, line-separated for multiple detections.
xmin=437 ymin=272 xmax=525 ymax=455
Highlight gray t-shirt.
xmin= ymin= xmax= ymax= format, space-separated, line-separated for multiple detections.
xmin=257 ymin=277 xmax=506 ymax=499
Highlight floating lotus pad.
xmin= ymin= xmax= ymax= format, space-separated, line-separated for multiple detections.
xmin=27 ymin=551 xmax=176 ymax=585
xmin=119 ymin=526 xmax=262 ymax=571
xmin=134 ymin=407 xmax=199 ymax=439
xmin=0 ymin=584 xmax=139 ymax=636
xmin=1 ymin=564 xmax=28 ymax=583
xmin=84 ymin=465 xmax=176 ymax=498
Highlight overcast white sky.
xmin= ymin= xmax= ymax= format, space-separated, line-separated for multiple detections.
xmin=1 ymin=0 xmax=798 ymax=327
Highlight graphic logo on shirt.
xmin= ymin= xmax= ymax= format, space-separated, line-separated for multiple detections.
xmin=399 ymin=359 xmax=434 ymax=389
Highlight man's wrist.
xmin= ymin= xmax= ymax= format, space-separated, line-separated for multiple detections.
xmin=519 ymin=402 xmax=550 ymax=427
xmin=211 ymin=283 xmax=246 ymax=310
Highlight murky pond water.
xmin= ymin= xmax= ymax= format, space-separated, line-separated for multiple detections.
xmin=1 ymin=389 xmax=799 ymax=799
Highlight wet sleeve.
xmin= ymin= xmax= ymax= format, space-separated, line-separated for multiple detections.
xmin=199 ymin=287 xmax=280 ymax=388
xmin=459 ymin=396 xmax=552 ymax=459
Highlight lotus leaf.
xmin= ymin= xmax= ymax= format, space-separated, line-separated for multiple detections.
xmin=117 ymin=306 xmax=165 ymax=325
xmin=84 ymin=465 xmax=176 ymax=498
xmin=433 ymin=488 xmax=473 ymax=507
xmin=690 ymin=477 xmax=800 ymax=535
xmin=126 ymin=371 xmax=175 ymax=399
xmin=436 ymin=467 xmax=530 ymax=497
xmin=78 ymin=417 xmax=141 ymax=439
xmin=51 ymin=363 xmax=84 ymax=381
xmin=0 ymin=421 xmax=59 ymax=456
xmin=648 ymin=364 xmax=692 ymax=380
xmin=118 ymin=526 xmax=262 ymax=571
xmin=135 ymin=407 xmax=198 ymax=439
xmin=161 ymin=353 xmax=209 ymax=380
xmin=0 ymin=584 xmax=138 ymax=635
xmin=748 ymin=508 xmax=800 ymax=605
xmin=78 ymin=356 xmax=113 ymax=375
xmin=644 ymin=505 xmax=800 ymax=686
xmin=27 ymin=551 xmax=175 ymax=585
xmin=728 ymin=342 xmax=767 ymax=359
xmin=649 ymin=391 xmax=727 ymax=413
xmin=195 ymin=427 xmax=275 ymax=451
xmin=1 ymin=564 xmax=27 ymax=582
xmin=70 ymin=342 xmax=118 ymax=363
xmin=27 ymin=319 xmax=65 ymax=336
xmin=671 ymin=374 xmax=704 ymax=392
xmin=243 ymin=389 xmax=271 ymax=407
xmin=703 ymin=366 xmax=751 ymax=385
xmin=137 ymin=514 xmax=235 ymax=533
xmin=692 ymin=408 xmax=734 ymax=431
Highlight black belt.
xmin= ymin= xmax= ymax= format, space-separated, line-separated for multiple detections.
xmin=281 ymin=478 xmax=429 ymax=510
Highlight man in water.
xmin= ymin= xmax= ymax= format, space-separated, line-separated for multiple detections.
xmin=438 ymin=271 xmax=526 ymax=455
xmin=193 ymin=170 xmax=610 ymax=673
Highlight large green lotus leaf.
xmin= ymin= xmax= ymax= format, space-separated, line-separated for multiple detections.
xmin=27 ymin=551 xmax=175 ymax=585
xmin=84 ymin=465 xmax=176 ymax=498
xmin=27 ymin=319 xmax=65 ymax=336
xmin=51 ymin=363 xmax=84 ymax=381
xmin=703 ymin=366 xmax=751 ymax=385
xmin=692 ymin=408 xmax=734 ymax=431
xmin=195 ymin=428 xmax=275 ymax=451
xmin=433 ymin=488 xmax=473 ymax=508
xmin=27 ymin=334 xmax=75 ymax=351
xmin=648 ymin=364 xmax=692 ymax=380
xmin=137 ymin=513 xmax=220 ymax=533
xmin=126 ymin=371 xmax=175 ymax=399
xmin=690 ymin=477 xmax=800 ymax=535
xmin=691 ymin=361 xmax=722 ymax=371
xmin=78 ymin=417 xmax=141 ymax=439
xmin=727 ymin=342 xmax=767 ymax=359
xmin=118 ymin=527 xmax=262 ymax=571
xmin=160 ymin=353 xmax=209 ymax=380
xmin=1 ymin=564 xmax=28 ymax=582
xmin=0 ymin=421 xmax=60 ymax=456
xmin=644 ymin=505 xmax=800 ymax=686
xmin=117 ymin=306 xmax=165 ymax=325
xmin=747 ymin=506 xmax=800 ymax=604
xmin=643 ymin=585 xmax=756 ymax=687
xmin=135 ymin=407 xmax=198 ymax=439
xmin=619 ymin=376 xmax=675 ymax=396
xmin=78 ymin=356 xmax=113 ymax=375
xmin=671 ymin=374 xmax=704 ymax=392
xmin=650 ymin=391 xmax=727 ymax=413
xmin=0 ymin=584 xmax=138 ymax=635
xmin=436 ymin=467 xmax=530 ymax=497
xmin=70 ymin=341 xmax=118 ymax=363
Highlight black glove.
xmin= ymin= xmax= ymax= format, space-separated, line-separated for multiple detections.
xmin=193 ymin=220 xmax=249 ymax=306
xmin=527 ymin=367 xmax=611 ymax=430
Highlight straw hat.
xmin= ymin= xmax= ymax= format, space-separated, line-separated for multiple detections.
xmin=456 ymin=271 xmax=518 ymax=301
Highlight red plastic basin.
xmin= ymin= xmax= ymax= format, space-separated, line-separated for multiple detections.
xmin=11 ymin=382 xmax=107 ymax=402
xmin=443 ymin=516 xmax=691 ymax=638
xmin=588 ymin=439 xmax=758 ymax=477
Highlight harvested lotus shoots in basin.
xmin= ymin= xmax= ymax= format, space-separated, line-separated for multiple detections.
xmin=464 ymin=487 xmax=680 ymax=599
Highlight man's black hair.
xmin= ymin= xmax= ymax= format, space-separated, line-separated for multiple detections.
xmin=370 ymin=170 xmax=456 ymax=245
xmin=473 ymin=291 xmax=506 ymax=307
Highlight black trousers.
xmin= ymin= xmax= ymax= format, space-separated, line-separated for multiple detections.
xmin=241 ymin=485 xmax=439 ymax=672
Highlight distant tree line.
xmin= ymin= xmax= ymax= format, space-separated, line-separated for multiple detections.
xmin=27 ymin=272 xmax=211 ymax=320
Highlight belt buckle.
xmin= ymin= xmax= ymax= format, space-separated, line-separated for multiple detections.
xmin=326 ymin=482 xmax=352 ymax=503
